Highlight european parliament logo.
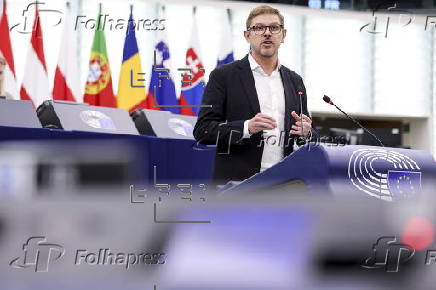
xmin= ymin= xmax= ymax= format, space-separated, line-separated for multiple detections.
xmin=348 ymin=148 xmax=422 ymax=201
xmin=387 ymin=171 xmax=421 ymax=200
xmin=80 ymin=110 xmax=117 ymax=130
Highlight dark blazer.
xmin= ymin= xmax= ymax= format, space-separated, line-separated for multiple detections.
xmin=193 ymin=54 xmax=311 ymax=184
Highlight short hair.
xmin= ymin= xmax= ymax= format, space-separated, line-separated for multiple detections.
xmin=246 ymin=5 xmax=284 ymax=29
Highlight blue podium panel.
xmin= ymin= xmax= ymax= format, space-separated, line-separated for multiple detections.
xmin=0 ymin=126 xmax=215 ymax=185
xmin=0 ymin=99 xmax=41 ymax=128
xmin=222 ymin=144 xmax=436 ymax=201
xmin=0 ymin=125 xmax=50 ymax=140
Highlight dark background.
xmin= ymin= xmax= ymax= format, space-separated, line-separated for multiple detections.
xmin=232 ymin=0 xmax=436 ymax=10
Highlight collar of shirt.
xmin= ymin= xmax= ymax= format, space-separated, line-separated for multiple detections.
xmin=248 ymin=53 xmax=281 ymax=76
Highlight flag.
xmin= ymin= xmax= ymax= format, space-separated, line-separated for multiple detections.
xmin=0 ymin=0 xmax=19 ymax=99
xmin=217 ymin=9 xmax=234 ymax=67
xmin=20 ymin=5 xmax=50 ymax=107
xmin=84 ymin=5 xmax=116 ymax=107
xmin=117 ymin=8 xmax=154 ymax=112
xmin=52 ymin=2 xmax=81 ymax=102
xmin=147 ymin=7 xmax=178 ymax=114
xmin=179 ymin=11 xmax=205 ymax=116
xmin=387 ymin=170 xmax=422 ymax=200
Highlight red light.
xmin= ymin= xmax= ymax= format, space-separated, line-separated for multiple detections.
xmin=401 ymin=217 xmax=434 ymax=251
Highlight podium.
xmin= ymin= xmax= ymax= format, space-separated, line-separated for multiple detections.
xmin=221 ymin=144 xmax=436 ymax=201
xmin=0 ymin=99 xmax=41 ymax=128
xmin=37 ymin=100 xmax=139 ymax=135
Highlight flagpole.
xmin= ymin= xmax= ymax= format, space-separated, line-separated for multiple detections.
xmin=97 ymin=3 xmax=102 ymax=31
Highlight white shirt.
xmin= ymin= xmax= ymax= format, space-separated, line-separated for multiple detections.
xmin=243 ymin=53 xmax=286 ymax=171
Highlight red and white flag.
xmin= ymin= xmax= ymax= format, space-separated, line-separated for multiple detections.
xmin=52 ymin=3 xmax=80 ymax=102
xmin=0 ymin=0 xmax=19 ymax=98
xmin=179 ymin=10 xmax=205 ymax=116
xmin=20 ymin=5 xmax=50 ymax=107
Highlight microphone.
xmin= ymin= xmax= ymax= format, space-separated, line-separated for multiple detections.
xmin=297 ymin=89 xmax=304 ymax=138
xmin=322 ymin=95 xmax=384 ymax=147
xmin=322 ymin=95 xmax=333 ymax=105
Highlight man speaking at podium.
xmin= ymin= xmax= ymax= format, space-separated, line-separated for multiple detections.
xmin=194 ymin=5 xmax=313 ymax=184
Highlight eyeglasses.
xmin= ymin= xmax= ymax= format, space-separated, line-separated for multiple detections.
xmin=247 ymin=25 xmax=284 ymax=35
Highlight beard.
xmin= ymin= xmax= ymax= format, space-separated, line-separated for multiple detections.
xmin=259 ymin=49 xmax=275 ymax=57
xmin=254 ymin=41 xmax=277 ymax=58
xmin=257 ymin=46 xmax=276 ymax=58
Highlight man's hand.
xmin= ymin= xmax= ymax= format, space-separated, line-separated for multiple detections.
xmin=290 ymin=111 xmax=312 ymax=137
xmin=248 ymin=113 xmax=277 ymax=135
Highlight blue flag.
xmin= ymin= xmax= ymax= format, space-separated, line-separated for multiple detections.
xmin=387 ymin=170 xmax=422 ymax=200
xmin=148 ymin=39 xmax=179 ymax=114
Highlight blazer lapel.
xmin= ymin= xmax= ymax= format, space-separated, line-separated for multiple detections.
xmin=237 ymin=55 xmax=260 ymax=115
xmin=280 ymin=66 xmax=298 ymax=133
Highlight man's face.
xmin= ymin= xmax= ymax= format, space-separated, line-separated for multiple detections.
xmin=244 ymin=14 xmax=286 ymax=58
